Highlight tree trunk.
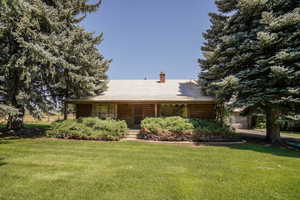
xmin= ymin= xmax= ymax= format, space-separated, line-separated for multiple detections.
xmin=64 ymin=70 xmax=69 ymax=121
xmin=216 ymin=102 xmax=225 ymax=125
xmin=64 ymin=102 xmax=68 ymax=120
xmin=265 ymin=107 xmax=281 ymax=144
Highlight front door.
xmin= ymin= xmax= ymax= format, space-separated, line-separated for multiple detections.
xmin=134 ymin=104 xmax=143 ymax=127
xmin=117 ymin=104 xmax=156 ymax=128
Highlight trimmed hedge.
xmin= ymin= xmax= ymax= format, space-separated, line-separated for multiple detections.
xmin=46 ymin=118 xmax=128 ymax=141
xmin=139 ymin=117 xmax=234 ymax=141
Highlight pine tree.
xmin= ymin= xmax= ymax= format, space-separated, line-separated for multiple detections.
xmin=199 ymin=0 xmax=300 ymax=144
xmin=0 ymin=0 xmax=109 ymax=129
xmin=41 ymin=1 xmax=109 ymax=120
xmin=198 ymin=13 xmax=230 ymax=123
xmin=0 ymin=1 xmax=52 ymax=129
xmin=249 ymin=0 xmax=300 ymax=142
xmin=198 ymin=13 xmax=229 ymax=96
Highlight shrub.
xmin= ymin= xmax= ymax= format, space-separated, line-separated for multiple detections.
xmin=139 ymin=117 xmax=233 ymax=141
xmin=255 ymin=115 xmax=266 ymax=129
xmin=141 ymin=116 xmax=194 ymax=133
xmin=189 ymin=119 xmax=233 ymax=141
xmin=47 ymin=118 xmax=128 ymax=141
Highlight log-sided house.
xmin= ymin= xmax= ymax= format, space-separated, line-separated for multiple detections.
xmin=66 ymin=73 xmax=216 ymax=128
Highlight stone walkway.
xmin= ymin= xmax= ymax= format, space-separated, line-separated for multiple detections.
xmin=123 ymin=129 xmax=140 ymax=141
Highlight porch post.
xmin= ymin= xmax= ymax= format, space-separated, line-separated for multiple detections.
xmin=115 ymin=104 xmax=118 ymax=119
xmin=185 ymin=104 xmax=188 ymax=118
xmin=155 ymin=104 xmax=158 ymax=117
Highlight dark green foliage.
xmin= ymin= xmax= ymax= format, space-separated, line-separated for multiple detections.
xmin=189 ymin=118 xmax=233 ymax=135
xmin=255 ymin=115 xmax=267 ymax=129
xmin=46 ymin=118 xmax=128 ymax=141
xmin=0 ymin=0 xmax=109 ymax=129
xmin=141 ymin=117 xmax=194 ymax=133
xmin=139 ymin=117 xmax=233 ymax=141
xmin=280 ymin=116 xmax=300 ymax=131
xmin=199 ymin=0 xmax=300 ymax=143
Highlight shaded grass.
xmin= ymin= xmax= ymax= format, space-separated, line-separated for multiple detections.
xmin=0 ymin=138 xmax=299 ymax=200
xmin=0 ymin=123 xmax=50 ymax=140
xmin=0 ymin=122 xmax=51 ymax=130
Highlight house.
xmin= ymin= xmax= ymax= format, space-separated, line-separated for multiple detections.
xmin=66 ymin=73 xmax=216 ymax=128
xmin=230 ymin=108 xmax=253 ymax=129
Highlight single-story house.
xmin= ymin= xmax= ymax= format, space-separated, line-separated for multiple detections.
xmin=66 ymin=73 xmax=217 ymax=128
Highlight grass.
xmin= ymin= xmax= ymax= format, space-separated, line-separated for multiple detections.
xmin=256 ymin=129 xmax=300 ymax=138
xmin=281 ymin=131 xmax=300 ymax=138
xmin=0 ymin=122 xmax=51 ymax=129
xmin=0 ymin=137 xmax=299 ymax=200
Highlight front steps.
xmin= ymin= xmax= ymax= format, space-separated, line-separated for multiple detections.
xmin=123 ymin=129 xmax=140 ymax=141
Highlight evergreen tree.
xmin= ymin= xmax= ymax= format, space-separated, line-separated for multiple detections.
xmin=199 ymin=13 xmax=229 ymax=96
xmin=199 ymin=0 xmax=300 ymax=144
xmin=198 ymin=13 xmax=229 ymax=123
xmin=0 ymin=0 xmax=109 ymax=129
xmin=250 ymin=1 xmax=300 ymax=142
xmin=42 ymin=1 xmax=109 ymax=120
xmin=0 ymin=1 xmax=53 ymax=129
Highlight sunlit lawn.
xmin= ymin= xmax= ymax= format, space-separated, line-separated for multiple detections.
xmin=0 ymin=136 xmax=299 ymax=200
xmin=281 ymin=131 xmax=300 ymax=138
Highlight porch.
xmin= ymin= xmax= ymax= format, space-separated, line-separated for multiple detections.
xmin=75 ymin=102 xmax=216 ymax=128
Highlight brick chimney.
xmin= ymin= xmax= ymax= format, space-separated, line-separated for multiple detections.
xmin=159 ymin=72 xmax=166 ymax=83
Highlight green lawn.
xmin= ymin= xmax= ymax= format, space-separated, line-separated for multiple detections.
xmin=0 ymin=138 xmax=299 ymax=200
xmin=254 ymin=129 xmax=300 ymax=138
xmin=281 ymin=131 xmax=300 ymax=138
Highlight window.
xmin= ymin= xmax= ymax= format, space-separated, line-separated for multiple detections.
xmin=159 ymin=104 xmax=187 ymax=117
xmin=92 ymin=104 xmax=116 ymax=119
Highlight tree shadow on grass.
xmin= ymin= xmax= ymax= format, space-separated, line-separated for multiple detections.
xmin=0 ymin=127 xmax=47 ymax=140
xmin=0 ymin=139 xmax=11 ymax=144
xmin=232 ymin=132 xmax=300 ymax=157
xmin=0 ymin=158 xmax=7 ymax=167
xmin=229 ymin=143 xmax=300 ymax=158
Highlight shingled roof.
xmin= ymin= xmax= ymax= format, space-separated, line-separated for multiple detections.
xmin=67 ymin=80 xmax=216 ymax=103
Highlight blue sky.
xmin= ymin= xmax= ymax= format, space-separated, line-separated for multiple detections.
xmin=81 ymin=0 xmax=217 ymax=80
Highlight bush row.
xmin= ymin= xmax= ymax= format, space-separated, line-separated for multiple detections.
xmin=139 ymin=117 xmax=234 ymax=141
xmin=46 ymin=118 xmax=128 ymax=141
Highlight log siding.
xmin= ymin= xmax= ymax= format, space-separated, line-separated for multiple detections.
xmin=76 ymin=102 xmax=216 ymax=127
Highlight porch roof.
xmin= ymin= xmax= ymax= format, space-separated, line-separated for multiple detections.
xmin=67 ymin=80 xmax=216 ymax=103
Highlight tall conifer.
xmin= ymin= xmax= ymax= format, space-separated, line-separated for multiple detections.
xmin=199 ymin=0 xmax=300 ymax=143
xmin=0 ymin=0 xmax=109 ymax=129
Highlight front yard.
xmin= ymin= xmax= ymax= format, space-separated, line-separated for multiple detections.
xmin=253 ymin=129 xmax=300 ymax=138
xmin=281 ymin=131 xmax=300 ymax=138
xmin=0 ymin=137 xmax=299 ymax=200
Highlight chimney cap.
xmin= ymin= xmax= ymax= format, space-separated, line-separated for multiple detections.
xmin=160 ymin=72 xmax=166 ymax=83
